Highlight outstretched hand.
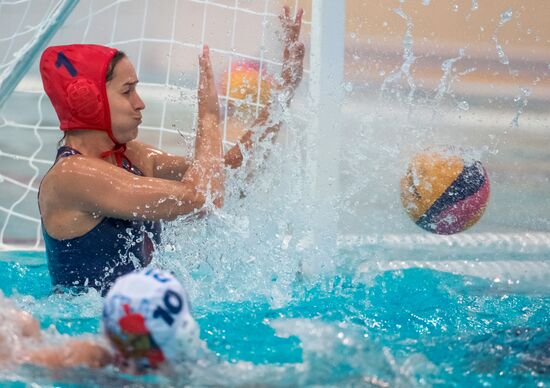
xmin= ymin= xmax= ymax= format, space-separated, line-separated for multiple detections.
xmin=198 ymin=45 xmax=220 ymax=124
xmin=222 ymin=6 xmax=306 ymax=170
xmin=277 ymin=6 xmax=305 ymax=102
xmin=195 ymin=44 xmax=224 ymax=209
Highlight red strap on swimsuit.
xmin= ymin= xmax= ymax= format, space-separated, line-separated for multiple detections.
xmin=100 ymin=143 xmax=130 ymax=168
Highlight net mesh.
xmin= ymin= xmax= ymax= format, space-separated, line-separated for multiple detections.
xmin=0 ymin=0 xmax=311 ymax=249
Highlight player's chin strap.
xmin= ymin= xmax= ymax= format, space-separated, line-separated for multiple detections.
xmin=100 ymin=143 xmax=128 ymax=168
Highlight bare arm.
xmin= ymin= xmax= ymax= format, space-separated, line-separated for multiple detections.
xmin=2 ymin=308 xmax=111 ymax=369
xmin=0 ymin=308 xmax=41 ymax=364
xmin=126 ymin=140 xmax=193 ymax=181
xmin=224 ymin=6 xmax=305 ymax=169
xmin=45 ymin=156 xmax=209 ymax=221
xmin=24 ymin=340 xmax=112 ymax=369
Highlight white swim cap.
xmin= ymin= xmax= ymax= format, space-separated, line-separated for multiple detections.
xmin=102 ymin=268 xmax=197 ymax=368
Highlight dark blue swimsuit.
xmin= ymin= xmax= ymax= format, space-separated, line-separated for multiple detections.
xmin=41 ymin=146 xmax=161 ymax=295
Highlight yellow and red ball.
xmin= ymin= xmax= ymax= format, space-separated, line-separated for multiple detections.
xmin=220 ymin=60 xmax=272 ymax=120
xmin=400 ymin=147 xmax=490 ymax=234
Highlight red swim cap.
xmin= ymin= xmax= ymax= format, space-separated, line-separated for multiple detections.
xmin=40 ymin=45 xmax=125 ymax=159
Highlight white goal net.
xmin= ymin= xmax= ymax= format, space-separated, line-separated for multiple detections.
xmin=0 ymin=0 xmax=312 ymax=249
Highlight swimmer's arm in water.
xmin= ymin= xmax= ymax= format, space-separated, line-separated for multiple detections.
xmin=23 ymin=340 xmax=112 ymax=369
xmin=0 ymin=308 xmax=110 ymax=369
xmin=0 ymin=308 xmax=41 ymax=364
xmin=224 ymin=6 xmax=305 ymax=169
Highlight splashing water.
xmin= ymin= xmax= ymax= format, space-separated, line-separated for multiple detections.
xmin=1 ymin=255 xmax=548 ymax=387
xmin=381 ymin=7 xmax=417 ymax=104
xmin=493 ymin=8 xmax=514 ymax=66
xmin=499 ymin=7 xmax=514 ymax=25
xmin=432 ymin=49 xmax=466 ymax=115
xmin=155 ymin=98 xmax=320 ymax=307
xmin=511 ymin=87 xmax=532 ymax=128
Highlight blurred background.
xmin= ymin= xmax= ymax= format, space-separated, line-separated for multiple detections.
xmin=338 ymin=0 xmax=550 ymax=236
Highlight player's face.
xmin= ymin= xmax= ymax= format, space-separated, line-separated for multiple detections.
xmin=107 ymin=57 xmax=145 ymax=144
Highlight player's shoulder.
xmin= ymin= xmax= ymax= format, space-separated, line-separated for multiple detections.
xmin=125 ymin=139 xmax=160 ymax=176
xmin=126 ymin=139 xmax=161 ymax=154
xmin=45 ymin=153 xmax=102 ymax=181
xmin=39 ymin=153 xmax=112 ymax=204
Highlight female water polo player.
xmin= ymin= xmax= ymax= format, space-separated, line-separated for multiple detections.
xmin=38 ymin=7 xmax=304 ymax=294
xmin=0 ymin=269 xmax=201 ymax=373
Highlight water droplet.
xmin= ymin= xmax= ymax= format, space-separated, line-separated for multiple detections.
xmin=343 ymin=82 xmax=353 ymax=92
xmin=496 ymin=45 xmax=509 ymax=65
xmin=458 ymin=101 xmax=469 ymax=111
xmin=500 ymin=8 xmax=513 ymax=24
xmin=452 ymin=4 xmax=459 ymax=12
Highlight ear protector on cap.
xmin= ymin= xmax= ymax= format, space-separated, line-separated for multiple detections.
xmin=66 ymin=78 xmax=103 ymax=125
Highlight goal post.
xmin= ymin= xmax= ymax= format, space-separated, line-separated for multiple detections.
xmin=308 ymin=0 xmax=345 ymax=257
xmin=0 ymin=0 xmax=78 ymax=109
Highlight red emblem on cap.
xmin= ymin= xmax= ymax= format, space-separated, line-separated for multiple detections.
xmin=66 ymin=78 xmax=103 ymax=124
xmin=119 ymin=304 xmax=149 ymax=335
xmin=116 ymin=304 xmax=166 ymax=368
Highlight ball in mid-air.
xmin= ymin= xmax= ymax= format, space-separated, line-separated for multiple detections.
xmin=400 ymin=147 xmax=490 ymax=234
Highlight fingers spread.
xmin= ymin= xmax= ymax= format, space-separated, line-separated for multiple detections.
xmin=280 ymin=6 xmax=303 ymax=44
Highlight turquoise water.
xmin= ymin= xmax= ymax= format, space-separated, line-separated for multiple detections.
xmin=0 ymin=250 xmax=548 ymax=387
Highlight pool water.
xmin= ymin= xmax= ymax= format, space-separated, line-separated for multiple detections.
xmin=0 ymin=250 xmax=548 ymax=387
